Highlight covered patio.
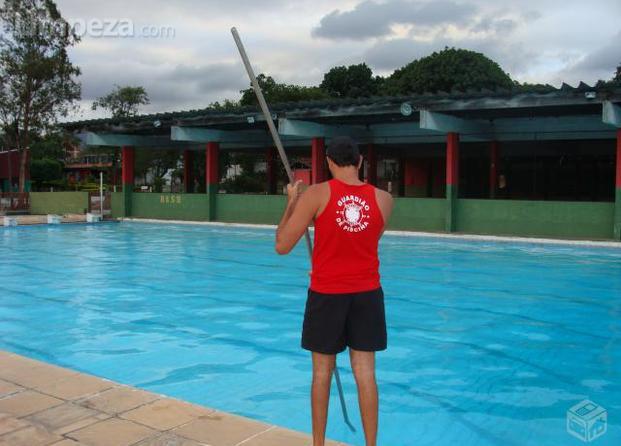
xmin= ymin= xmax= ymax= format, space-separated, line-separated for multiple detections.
xmin=62 ymin=83 xmax=621 ymax=240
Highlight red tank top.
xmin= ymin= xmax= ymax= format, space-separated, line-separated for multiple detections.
xmin=310 ymin=178 xmax=384 ymax=294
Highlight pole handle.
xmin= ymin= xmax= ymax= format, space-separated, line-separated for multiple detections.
xmin=231 ymin=26 xmax=312 ymax=256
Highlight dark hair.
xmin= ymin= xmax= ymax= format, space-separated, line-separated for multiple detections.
xmin=326 ymin=136 xmax=360 ymax=167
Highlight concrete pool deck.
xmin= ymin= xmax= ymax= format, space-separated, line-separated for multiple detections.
xmin=0 ymin=350 xmax=346 ymax=446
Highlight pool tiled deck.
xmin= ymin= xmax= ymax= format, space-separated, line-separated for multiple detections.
xmin=0 ymin=350 xmax=345 ymax=446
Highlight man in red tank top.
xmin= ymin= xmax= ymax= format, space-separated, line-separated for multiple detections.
xmin=276 ymin=137 xmax=393 ymax=446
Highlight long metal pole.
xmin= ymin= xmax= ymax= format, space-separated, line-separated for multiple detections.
xmin=231 ymin=27 xmax=355 ymax=433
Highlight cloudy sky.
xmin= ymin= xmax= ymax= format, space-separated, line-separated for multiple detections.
xmin=55 ymin=0 xmax=621 ymax=120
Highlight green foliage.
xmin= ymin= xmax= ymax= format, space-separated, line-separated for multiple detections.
xmin=239 ymin=74 xmax=328 ymax=106
xmin=30 ymin=131 xmax=66 ymax=160
xmin=220 ymin=152 xmax=267 ymax=194
xmin=320 ymin=63 xmax=383 ymax=98
xmin=220 ymin=174 xmax=266 ymax=194
xmin=78 ymin=182 xmax=108 ymax=192
xmin=152 ymin=176 xmax=165 ymax=193
xmin=381 ymin=47 xmax=514 ymax=95
xmin=511 ymin=81 xmax=557 ymax=93
xmin=92 ymin=85 xmax=150 ymax=118
xmin=208 ymin=99 xmax=241 ymax=111
xmin=30 ymin=158 xmax=63 ymax=187
xmin=594 ymin=64 xmax=621 ymax=90
xmin=134 ymin=149 xmax=180 ymax=190
xmin=0 ymin=0 xmax=81 ymax=191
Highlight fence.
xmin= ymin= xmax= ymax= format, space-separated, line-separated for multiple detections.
xmin=0 ymin=193 xmax=29 ymax=214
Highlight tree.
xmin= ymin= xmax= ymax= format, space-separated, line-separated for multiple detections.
xmin=30 ymin=158 xmax=62 ymax=188
xmin=208 ymin=99 xmax=241 ymax=112
xmin=0 ymin=0 xmax=81 ymax=192
xmin=594 ymin=63 xmax=621 ymax=89
xmin=220 ymin=152 xmax=266 ymax=194
xmin=134 ymin=149 xmax=180 ymax=191
xmin=30 ymin=130 xmax=66 ymax=160
xmin=92 ymin=85 xmax=150 ymax=118
xmin=239 ymin=74 xmax=327 ymax=106
xmin=320 ymin=63 xmax=383 ymax=98
xmin=381 ymin=47 xmax=514 ymax=95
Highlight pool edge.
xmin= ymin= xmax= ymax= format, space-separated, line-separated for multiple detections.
xmin=0 ymin=349 xmax=347 ymax=446
xmin=121 ymin=217 xmax=621 ymax=249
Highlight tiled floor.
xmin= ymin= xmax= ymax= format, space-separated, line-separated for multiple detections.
xmin=0 ymin=350 xmax=346 ymax=446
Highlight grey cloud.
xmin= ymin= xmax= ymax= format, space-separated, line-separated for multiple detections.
xmin=472 ymin=16 xmax=518 ymax=34
xmin=312 ymin=0 xmax=478 ymax=40
xmin=521 ymin=10 xmax=542 ymax=22
xmin=78 ymin=60 xmax=247 ymax=114
xmin=57 ymin=0 xmax=287 ymax=20
xmin=558 ymin=30 xmax=621 ymax=84
xmin=164 ymin=63 xmax=248 ymax=94
xmin=363 ymin=38 xmax=436 ymax=71
xmin=572 ymin=31 xmax=621 ymax=72
xmin=364 ymin=34 xmax=537 ymax=78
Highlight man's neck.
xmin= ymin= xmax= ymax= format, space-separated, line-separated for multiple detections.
xmin=332 ymin=168 xmax=363 ymax=185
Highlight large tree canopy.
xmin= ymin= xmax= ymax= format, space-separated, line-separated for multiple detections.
xmin=320 ymin=63 xmax=383 ymax=98
xmin=92 ymin=85 xmax=150 ymax=118
xmin=239 ymin=74 xmax=327 ymax=106
xmin=381 ymin=47 xmax=514 ymax=96
xmin=0 ymin=0 xmax=81 ymax=191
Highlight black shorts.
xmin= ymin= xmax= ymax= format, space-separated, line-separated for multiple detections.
xmin=301 ymin=286 xmax=387 ymax=354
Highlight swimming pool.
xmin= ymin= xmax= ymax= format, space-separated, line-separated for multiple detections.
xmin=1 ymin=222 xmax=620 ymax=445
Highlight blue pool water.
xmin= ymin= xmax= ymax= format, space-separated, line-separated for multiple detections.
xmin=1 ymin=222 xmax=620 ymax=445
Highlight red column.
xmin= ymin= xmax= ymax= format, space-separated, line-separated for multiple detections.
xmin=266 ymin=147 xmax=277 ymax=194
xmin=446 ymin=133 xmax=459 ymax=188
xmin=445 ymin=133 xmax=460 ymax=232
xmin=121 ymin=146 xmax=134 ymax=217
xmin=121 ymin=146 xmax=135 ymax=187
xmin=183 ymin=149 xmax=194 ymax=193
xmin=311 ymin=137 xmax=327 ymax=184
xmin=206 ymin=142 xmax=219 ymax=221
xmin=367 ymin=144 xmax=377 ymax=185
xmin=206 ymin=142 xmax=219 ymax=187
xmin=490 ymin=141 xmax=499 ymax=198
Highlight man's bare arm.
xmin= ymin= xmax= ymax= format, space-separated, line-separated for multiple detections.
xmin=275 ymin=183 xmax=319 ymax=255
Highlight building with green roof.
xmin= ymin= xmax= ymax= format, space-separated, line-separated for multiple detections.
xmin=61 ymin=83 xmax=621 ymax=240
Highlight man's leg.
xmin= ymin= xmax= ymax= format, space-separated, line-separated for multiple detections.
xmin=311 ymin=352 xmax=335 ymax=446
xmin=350 ymin=349 xmax=378 ymax=446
